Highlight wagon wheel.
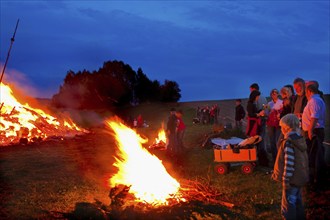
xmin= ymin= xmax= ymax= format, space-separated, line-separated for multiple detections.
xmin=241 ymin=162 xmax=254 ymax=174
xmin=215 ymin=163 xmax=228 ymax=175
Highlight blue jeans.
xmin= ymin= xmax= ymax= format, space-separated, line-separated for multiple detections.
xmin=281 ymin=187 xmax=305 ymax=220
xmin=257 ymin=118 xmax=269 ymax=166
xmin=267 ymin=126 xmax=281 ymax=164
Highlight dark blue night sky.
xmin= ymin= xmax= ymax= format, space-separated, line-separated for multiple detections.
xmin=1 ymin=1 xmax=329 ymax=101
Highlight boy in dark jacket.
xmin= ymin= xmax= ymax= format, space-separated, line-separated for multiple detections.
xmin=235 ymin=99 xmax=245 ymax=131
xmin=166 ymin=108 xmax=177 ymax=157
xmin=272 ymin=113 xmax=309 ymax=220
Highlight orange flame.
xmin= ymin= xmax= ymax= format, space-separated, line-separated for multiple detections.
xmin=106 ymin=119 xmax=182 ymax=205
xmin=0 ymin=82 xmax=85 ymax=146
xmin=155 ymin=123 xmax=167 ymax=145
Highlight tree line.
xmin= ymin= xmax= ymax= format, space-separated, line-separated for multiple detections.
xmin=51 ymin=60 xmax=181 ymax=109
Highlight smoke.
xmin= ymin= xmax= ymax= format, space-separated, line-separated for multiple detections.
xmin=60 ymin=109 xmax=108 ymax=128
xmin=0 ymin=65 xmax=40 ymax=104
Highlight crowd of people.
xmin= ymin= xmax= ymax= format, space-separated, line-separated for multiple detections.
xmin=163 ymin=77 xmax=326 ymax=219
xmin=194 ymin=104 xmax=220 ymax=124
xmin=241 ymin=78 xmax=326 ymax=219
xmin=125 ymin=114 xmax=149 ymax=128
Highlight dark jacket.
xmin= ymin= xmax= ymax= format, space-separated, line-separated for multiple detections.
xmin=246 ymin=101 xmax=261 ymax=136
xmin=166 ymin=114 xmax=177 ymax=133
xmin=272 ymin=133 xmax=309 ymax=188
xmin=292 ymin=95 xmax=308 ymax=114
xmin=280 ymin=97 xmax=294 ymax=118
xmin=247 ymin=101 xmax=259 ymax=118
xmin=235 ymin=104 xmax=246 ymax=121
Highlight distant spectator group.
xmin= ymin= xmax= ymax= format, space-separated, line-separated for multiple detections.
xmin=195 ymin=104 xmax=220 ymax=124
xmin=126 ymin=114 xmax=149 ymax=128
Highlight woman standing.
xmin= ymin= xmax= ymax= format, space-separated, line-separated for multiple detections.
xmin=247 ymin=90 xmax=268 ymax=166
xmin=280 ymin=86 xmax=294 ymax=118
xmin=266 ymin=89 xmax=283 ymax=164
xmin=276 ymin=86 xmax=295 ymax=154
xmin=246 ymin=90 xmax=264 ymax=137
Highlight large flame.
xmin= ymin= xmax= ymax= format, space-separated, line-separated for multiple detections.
xmin=107 ymin=119 xmax=181 ymax=205
xmin=0 ymin=82 xmax=84 ymax=146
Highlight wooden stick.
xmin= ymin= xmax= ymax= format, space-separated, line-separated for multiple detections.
xmin=179 ymin=179 xmax=234 ymax=208
xmin=0 ymin=102 xmax=4 ymax=112
xmin=208 ymin=198 xmax=235 ymax=208
xmin=10 ymin=106 xmax=16 ymax=115
xmin=0 ymin=19 xmax=20 ymax=84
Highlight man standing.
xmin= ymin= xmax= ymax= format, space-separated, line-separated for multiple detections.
xmin=250 ymin=83 xmax=268 ymax=112
xmin=250 ymin=83 xmax=269 ymax=166
xmin=293 ymin=78 xmax=308 ymax=122
xmin=302 ymin=83 xmax=326 ymax=185
xmin=166 ymin=108 xmax=177 ymax=157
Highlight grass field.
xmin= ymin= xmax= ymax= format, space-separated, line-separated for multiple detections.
xmin=1 ymin=97 xmax=329 ymax=219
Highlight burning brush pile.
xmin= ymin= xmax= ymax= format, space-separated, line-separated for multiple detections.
xmin=148 ymin=124 xmax=167 ymax=150
xmin=0 ymin=82 xmax=85 ymax=146
xmin=63 ymin=119 xmax=235 ymax=219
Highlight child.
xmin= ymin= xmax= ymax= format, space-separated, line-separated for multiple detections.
xmin=235 ymin=99 xmax=245 ymax=131
xmin=175 ymin=109 xmax=186 ymax=152
xmin=272 ymin=113 xmax=309 ymax=219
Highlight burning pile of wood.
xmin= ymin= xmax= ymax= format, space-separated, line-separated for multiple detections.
xmin=108 ymin=179 xmax=234 ymax=209
xmin=148 ymin=140 xmax=166 ymax=150
xmin=180 ymin=179 xmax=234 ymax=208
xmin=148 ymin=126 xmax=167 ymax=150
xmin=0 ymin=82 xmax=85 ymax=146
xmin=62 ymin=179 xmax=235 ymax=220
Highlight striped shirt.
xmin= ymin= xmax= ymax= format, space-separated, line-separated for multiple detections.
xmin=282 ymin=132 xmax=297 ymax=188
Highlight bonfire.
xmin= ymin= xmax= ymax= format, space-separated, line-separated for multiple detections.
xmin=0 ymin=82 xmax=85 ymax=146
xmin=148 ymin=123 xmax=167 ymax=150
xmin=106 ymin=119 xmax=183 ymax=206
xmin=67 ymin=118 xmax=235 ymax=219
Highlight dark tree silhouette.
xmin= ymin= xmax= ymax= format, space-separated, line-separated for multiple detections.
xmin=160 ymin=80 xmax=181 ymax=102
xmin=135 ymin=68 xmax=154 ymax=102
xmin=51 ymin=60 xmax=181 ymax=109
xmin=150 ymin=80 xmax=161 ymax=102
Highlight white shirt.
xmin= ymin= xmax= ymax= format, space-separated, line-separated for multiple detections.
xmin=268 ymin=99 xmax=283 ymax=111
xmin=302 ymin=94 xmax=326 ymax=131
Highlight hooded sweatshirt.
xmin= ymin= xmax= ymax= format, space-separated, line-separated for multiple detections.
xmin=272 ymin=132 xmax=309 ymax=188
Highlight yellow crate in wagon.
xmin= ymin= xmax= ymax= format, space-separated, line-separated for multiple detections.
xmin=214 ymin=148 xmax=257 ymax=162
xmin=213 ymin=136 xmax=261 ymax=175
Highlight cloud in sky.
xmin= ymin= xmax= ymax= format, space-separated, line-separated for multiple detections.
xmin=0 ymin=1 xmax=329 ymax=101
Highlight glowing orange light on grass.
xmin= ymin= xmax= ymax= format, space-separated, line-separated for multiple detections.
xmin=106 ymin=119 xmax=182 ymax=205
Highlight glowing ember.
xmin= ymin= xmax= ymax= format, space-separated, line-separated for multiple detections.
xmin=0 ymin=82 xmax=85 ymax=146
xmin=106 ymin=119 xmax=182 ymax=205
